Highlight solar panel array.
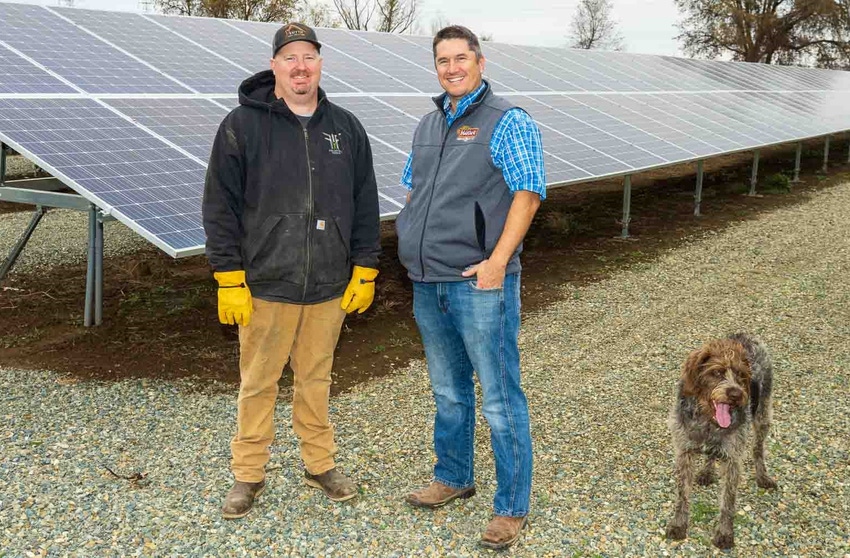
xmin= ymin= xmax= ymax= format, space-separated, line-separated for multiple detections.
xmin=1 ymin=1 xmax=849 ymax=257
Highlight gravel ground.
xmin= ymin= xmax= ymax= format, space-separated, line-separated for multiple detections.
xmin=3 ymin=155 xmax=39 ymax=179
xmin=0 ymin=209 xmax=148 ymax=275
xmin=2 ymin=181 xmax=850 ymax=557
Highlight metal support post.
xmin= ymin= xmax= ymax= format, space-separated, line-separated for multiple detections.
xmin=621 ymin=174 xmax=632 ymax=238
xmin=0 ymin=206 xmax=47 ymax=280
xmin=84 ymin=204 xmax=97 ymax=327
xmin=694 ymin=160 xmax=704 ymax=217
xmin=792 ymin=142 xmax=802 ymax=183
xmin=95 ymin=212 xmax=104 ymax=325
xmin=0 ymin=143 xmax=6 ymax=184
xmin=749 ymin=150 xmax=760 ymax=196
xmin=822 ymin=136 xmax=830 ymax=174
xmin=847 ymin=133 xmax=850 ymax=163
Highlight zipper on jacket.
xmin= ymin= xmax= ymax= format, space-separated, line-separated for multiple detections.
xmin=302 ymin=126 xmax=314 ymax=301
xmin=417 ymin=120 xmax=453 ymax=282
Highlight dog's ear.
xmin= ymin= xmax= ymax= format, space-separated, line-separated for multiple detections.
xmin=681 ymin=346 xmax=709 ymax=397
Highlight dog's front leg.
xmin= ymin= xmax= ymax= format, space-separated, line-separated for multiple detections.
xmin=712 ymin=457 xmax=740 ymax=549
xmin=666 ymin=447 xmax=694 ymax=540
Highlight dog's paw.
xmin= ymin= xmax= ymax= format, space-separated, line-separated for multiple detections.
xmin=712 ymin=530 xmax=735 ymax=549
xmin=756 ymin=475 xmax=777 ymax=490
xmin=696 ymin=470 xmax=717 ymax=486
xmin=665 ymin=523 xmax=688 ymax=540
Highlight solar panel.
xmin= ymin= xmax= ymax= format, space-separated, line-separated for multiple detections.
xmin=103 ymin=98 xmax=229 ymax=159
xmin=0 ymin=97 xmax=206 ymax=255
xmin=348 ymin=30 xmax=440 ymax=94
xmin=0 ymin=44 xmax=76 ymax=94
xmin=147 ymin=14 xmax=270 ymax=79
xmin=0 ymin=2 xmax=189 ymax=94
xmin=56 ymin=7 xmax=250 ymax=94
xmin=0 ymin=1 xmax=848 ymax=259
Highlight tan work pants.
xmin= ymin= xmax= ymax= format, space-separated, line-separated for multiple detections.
xmin=231 ymin=297 xmax=346 ymax=482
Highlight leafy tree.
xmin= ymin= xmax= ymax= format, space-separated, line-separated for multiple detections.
xmin=675 ymin=0 xmax=850 ymax=68
xmin=568 ymin=0 xmax=625 ymax=50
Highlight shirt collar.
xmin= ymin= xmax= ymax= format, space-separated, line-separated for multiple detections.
xmin=442 ymin=80 xmax=487 ymax=120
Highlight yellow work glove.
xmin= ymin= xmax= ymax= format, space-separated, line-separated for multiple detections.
xmin=340 ymin=266 xmax=379 ymax=314
xmin=214 ymin=270 xmax=253 ymax=326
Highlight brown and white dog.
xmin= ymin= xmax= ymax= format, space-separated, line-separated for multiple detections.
xmin=665 ymin=333 xmax=777 ymax=549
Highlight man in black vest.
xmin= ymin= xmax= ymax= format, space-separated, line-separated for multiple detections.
xmin=396 ymin=25 xmax=546 ymax=550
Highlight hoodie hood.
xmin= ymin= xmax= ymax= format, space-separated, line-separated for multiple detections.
xmin=238 ymin=69 xmax=327 ymax=114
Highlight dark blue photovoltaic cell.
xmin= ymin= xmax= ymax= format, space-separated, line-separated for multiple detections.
xmin=105 ymin=98 xmax=229 ymax=160
xmin=577 ymin=95 xmax=718 ymax=158
xmin=147 ymin=14 xmax=271 ymax=79
xmin=0 ymin=98 xmax=205 ymax=254
xmin=56 ymin=8 xmax=250 ymax=94
xmin=331 ymin=96 xmax=420 ymax=152
xmin=529 ymin=96 xmax=666 ymax=170
xmin=376 ymin=96 xmax=438 ymax=121
xmin=542 ymin=96 xmax=675 ymax=167
xmin=349 ymin=31 xmax=440 ymax=94
xmin=0 ymin=44 xmax=75 ymax=94
xmin=0 ymin=3 xmax=189 ymax=94
xmin=494 ymin=44 xmax=626 ymax=92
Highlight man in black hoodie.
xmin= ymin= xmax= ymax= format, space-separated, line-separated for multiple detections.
xmin=202 ymin=22 xmax=380 ymax=520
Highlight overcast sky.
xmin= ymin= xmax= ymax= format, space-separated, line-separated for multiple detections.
xmin=13 ymin=0 xmax=684 ymax=56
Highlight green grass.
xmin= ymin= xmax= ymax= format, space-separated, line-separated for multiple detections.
xmin=691 ymin=500 xmax=717 ymax=524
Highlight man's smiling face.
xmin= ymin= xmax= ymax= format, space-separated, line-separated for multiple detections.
xmin=434 ymin=38 xmax=485 ymax=107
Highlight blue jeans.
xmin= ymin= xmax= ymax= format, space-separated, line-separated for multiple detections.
xmin=412 ymin=272 xmax=532 ymax=517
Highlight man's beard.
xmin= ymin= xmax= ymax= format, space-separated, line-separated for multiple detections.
xmin=291 ymin=73 xmax=311 ymax=95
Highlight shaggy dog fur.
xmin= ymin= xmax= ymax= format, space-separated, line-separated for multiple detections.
xmin=665 ymin=333 xmax=777 ymax=549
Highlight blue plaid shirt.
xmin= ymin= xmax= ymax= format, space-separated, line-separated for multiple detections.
xmin=401 ymin=82 xmax=547 ymax=200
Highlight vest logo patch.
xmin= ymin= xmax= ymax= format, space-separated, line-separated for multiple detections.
xmin=456 ymin=126 xmax=479 ymax=142
xmin=323 ymin=132 xmax=342 ymax=155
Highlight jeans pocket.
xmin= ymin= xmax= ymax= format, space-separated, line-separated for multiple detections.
xmin=467 ymin=280 xmax=503 ymax=292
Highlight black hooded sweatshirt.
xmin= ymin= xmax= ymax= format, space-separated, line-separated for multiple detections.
xmin=202 ymin=70 xmax=380 ymax=304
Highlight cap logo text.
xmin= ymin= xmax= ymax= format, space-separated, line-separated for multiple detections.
xmin=284 ymin=24 xmax=307 ymax=38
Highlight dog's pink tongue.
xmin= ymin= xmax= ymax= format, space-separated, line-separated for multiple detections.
xmin=714 ymin=402 xmax=732 ymax=428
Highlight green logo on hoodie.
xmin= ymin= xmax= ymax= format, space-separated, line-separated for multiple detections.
xmin=323 ymin=132 xmax=342 ymax=155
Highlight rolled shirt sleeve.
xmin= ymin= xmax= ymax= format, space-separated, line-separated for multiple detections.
xmin=490 ymin=108 xmax=547 ymax=200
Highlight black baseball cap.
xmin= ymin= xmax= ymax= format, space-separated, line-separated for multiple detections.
xmin=272 ymin=23 xmax=322 ymax=56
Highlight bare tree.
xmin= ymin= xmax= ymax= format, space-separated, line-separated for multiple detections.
xmin=155 ymin=0 xmax=298 ymax=21
xmin=332 ymin=0 xmax=417 ymax=32
xmin=675 ymin=0 xmax=850 ymax=68
xmin=298 ymin=0 xmax=341 ymax=27
xmin=568 ymin=0 xmax=625 ymax=50
xmin=429 ymin=12 xmax=450 ymax=35
xmin=154 ymin=0 xmax=204 ymax=16
xmin=375 ymin=0 xmax=417 ymax=33
xmin=332 ymin=0 xmax=375 ymax=29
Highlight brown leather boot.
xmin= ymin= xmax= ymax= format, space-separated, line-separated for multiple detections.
xmin=480 ymin=515 xmax=528 ymax=550
xmin=221 ymin=480 xmax=266 ymax=520
xmin=304 ymin=468 xmax=358 ymax=502
xmin=405 ymin=481 xmax=476 ymax=509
